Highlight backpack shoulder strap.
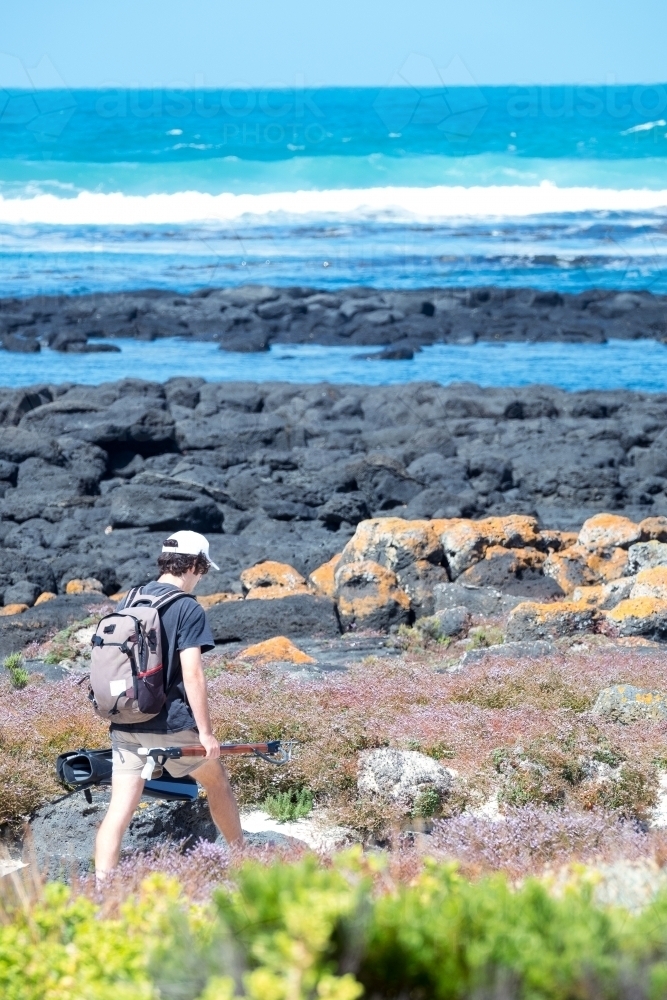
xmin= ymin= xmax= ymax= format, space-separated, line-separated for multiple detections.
xmin=121 ymin=585 xmax=143 ymax=609
xmin=126 ymin=588 xmax=196 ymax=613
xmin=152 ymin=590 xmax=197 ymax=613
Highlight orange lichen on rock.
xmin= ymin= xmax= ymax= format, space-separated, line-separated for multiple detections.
xmin=0 ymin=603 xmax=29 ymax=616
xmin=570 ymin=584 xmax=606 ymax=607
xmin=572 ymin=577 xmax=634 ymax=610
xmin=506 ymin=599 xmax=601 ymax=641
xmin=238 ymin=636 xmax=316 ymax=665
xmin=308 ymin=553 xmax=342 ymax=598
xmin=440 ymin=515 xmax=540 ymax=578
xmin=240 ymin=561 xmax=309 ymax=600
xmin=334 ymin=558 xmax=410 ymax=629
xmin=604 ymin=596 xmax=667 ymax=637
xmin=639 ymin=515 xmax=667 ymax=542
xmin=543 ymin=545 xmax=599 ymax=593
xmin=65 ymin=578 xmax=104 ymax=595
xmin=109 ymin=591 xmax=128 ymax=603
xmin=587 ymin=546 xmax=629 ymax=582
xmin=578 ymin=513 xmax=641 ymax=551
xmin=34 ymin=592 xmax=56 ymax=605
xmin=631 ymin=566 xmax=667 ymax=600
xmin=339 ymin=517 xmax=446 ymax=571
xmin=537 ymin=529 xmax=578 ymax=552
xmin=197 ymin=592 xmax=243 ymax=609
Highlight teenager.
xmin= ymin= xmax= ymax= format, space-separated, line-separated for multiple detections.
xmin=95 ymin=530 xmax=243 ymax=878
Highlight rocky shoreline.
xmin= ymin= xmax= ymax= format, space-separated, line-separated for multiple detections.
xmin=0 ymin=375 xmax=667 ymax=651
xmin=1 ymin=285 xmax=666 ymax=354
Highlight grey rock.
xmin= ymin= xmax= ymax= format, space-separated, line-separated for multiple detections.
xmin=26 ymin=789 xmax=218 ymax=881
xmin=206 ymin=594 xmax=341 ymax=644
xmin=357 ymin=748 xmax=451 ymax=809
xmin=3 ymin=580 xmax=41 ymax=607
xmin=626 ymin=541 xmax=667 ymax=575
xmin=0 ymin=594 xmax=109 ymax=658
xmin=592 ymin=685 xmax=667 ymax=723
xmin=418 ymin=605 xmax=471 ymax=639
xmin=458 ymin=640 xmax=556 ymax=668
xmin=110 ymin=482 xmax=223 ymax=532
xmin=434 ymin=583 xmax=523 ymax=618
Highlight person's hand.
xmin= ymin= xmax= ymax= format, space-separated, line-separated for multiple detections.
xmin=200 ymin=732 xmax=221 ymax=759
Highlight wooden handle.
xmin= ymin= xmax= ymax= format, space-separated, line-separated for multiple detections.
xmin=178 ymin=742 xmax=273 ymax=757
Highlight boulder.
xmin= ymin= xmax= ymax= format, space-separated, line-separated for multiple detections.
xmin=338 ymin=517 xmax=445 ymax=571
xmin=592 ymin=685 xmax=667 ymax=723
xmin=240 ymin=560 xmax=309 ymax=600
xmin=308 ymin=553 xmax=342 ymax=598
xmin=416 ymin=606 xmax=470 ymax=640
xmin=65 ymin=578 xmax=104 ymax=595
xmin=506 ymin=600 xmax=601 ymax=642
xmin=333 ymin=559 xmax=411 ymax=631
xmin=457 ymin=544 xmax=563 ymax=600
xmin=586 ymin=547 xmax=629 ymax=582
xmin=434 ymin=582 xmax=522 ymax=618
xmin=357 ymin=748 xmax=452 ymax=810
xmin=238 ymin=636 xmax=316 ymax=665
xmin=0 ymin=594 xmax=109 ymax=658
xmin=34 ymin=592 xmax=57 ymax=605
xmin=206 ymin=594 xmax=341 ymax=644
xmin=336 ymin=518 xmax=449 ymax=616
xmin=603 ymin=597 xmax=667 ymax=640
xmin=440 ymin=515 xmax=541 ymax=578
xmin=110 ymin=482 xmax=222 ymax=532
xmin=572 ymin=578 xmax=635 ymax=609
xmin=3 ymin=580 xmax=40 ymax=607
xmin=631 ymin=567 xmax=667 ymax=600
xmin=578 ymin=513 xmax=641 ymax=551
xmin=626 ymin=541 xmax=667 ymax=575
xmin=0 ymin=603 xmax=28 ymax=616
xmin=21 ymin=395 xmax=176 ymax=450
xmin=639 ymin=516 xmax=667 ymax=542
xmin=543 ymin=545 xmax=600 ymax=594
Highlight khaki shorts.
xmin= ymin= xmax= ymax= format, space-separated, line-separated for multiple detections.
xmin=111 ymin=728 xmax=205 ymax=779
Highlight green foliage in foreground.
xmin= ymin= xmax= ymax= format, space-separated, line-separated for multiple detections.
xmin=4 ymin=851 xmax=667 ymax=1000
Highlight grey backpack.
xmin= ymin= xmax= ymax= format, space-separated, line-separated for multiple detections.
xmin=88 ymin=586 xmax=193 ymax=725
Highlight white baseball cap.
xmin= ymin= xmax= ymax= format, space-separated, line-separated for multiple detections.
xmin=161 ymin=531 xmax=219 ymax=570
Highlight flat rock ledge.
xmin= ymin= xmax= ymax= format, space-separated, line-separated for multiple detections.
xmin=2 ymin=285 xmax=665 ymax=354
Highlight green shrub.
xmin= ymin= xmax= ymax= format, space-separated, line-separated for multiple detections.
xmin=6 ymin=854 xmax=667 ymax=1000
xmin=262 ymin=786 xmax=313 ymax=822
xmin=3 ymin=652 xmax=29 ymax=689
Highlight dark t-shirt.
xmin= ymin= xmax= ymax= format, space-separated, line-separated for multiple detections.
xmin=110 ymin=581 xmax=215 ymax=734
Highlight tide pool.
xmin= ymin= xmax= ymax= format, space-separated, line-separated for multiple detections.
xmin=2 ymin=338 xmax=667 ymax=392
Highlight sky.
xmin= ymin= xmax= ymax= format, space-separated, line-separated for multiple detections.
xmin=1 ymin=0 xmax=666 ymax=90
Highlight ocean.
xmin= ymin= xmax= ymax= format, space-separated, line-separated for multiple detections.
xmin=1 ymin=85 xmax=667 ymax=298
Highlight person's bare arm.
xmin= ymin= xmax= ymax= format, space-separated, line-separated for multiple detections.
xmin=181 ymin=646 xmax=220 ymax=758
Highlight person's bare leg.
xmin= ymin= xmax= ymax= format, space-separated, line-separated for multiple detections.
xmin=193 ymin=759 xmax=244 ymax=846
xmin=95 ymin=774 xmax=145 ymax=877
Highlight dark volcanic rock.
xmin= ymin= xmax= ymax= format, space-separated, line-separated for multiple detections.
xmin=207 ymin=594 xmax=341 ymax=644
xmin=0 ymin=373 xmax=666 ymax=647
xmin=3 ymin=285 xmax=666 ymax=354
xmin=0 ymin=594 xmax=109 ymax=658
xmin=26 ymin=789 xmax=218 ymax=880
xmin=434 ymin=583 xmax=523 ymax=619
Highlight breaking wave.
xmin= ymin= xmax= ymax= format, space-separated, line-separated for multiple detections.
xmin=1 ymin=181 xmax=667 ymax=226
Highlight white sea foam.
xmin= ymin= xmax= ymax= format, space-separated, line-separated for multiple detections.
xmin=0 ymin=182 xmax=666 ymax=225
xmin=621 ymin=120 xmax=667 ymax=135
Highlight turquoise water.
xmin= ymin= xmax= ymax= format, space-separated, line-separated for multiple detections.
xmin=1 ymin=86 xmax=666 ymax=296
xmin=3 ymin=338 xmax=667 ymax=392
